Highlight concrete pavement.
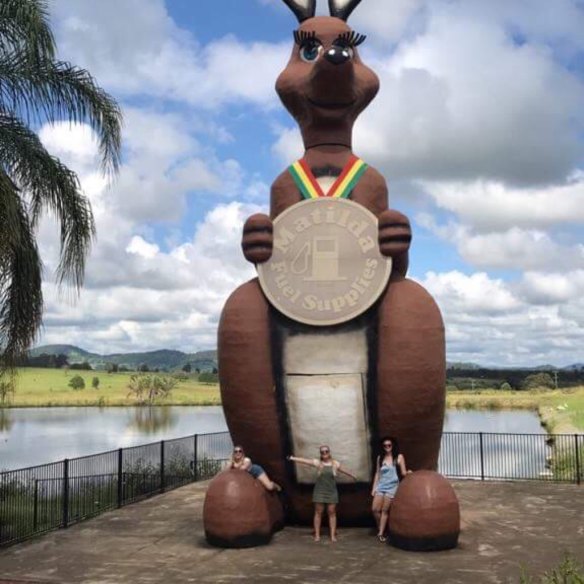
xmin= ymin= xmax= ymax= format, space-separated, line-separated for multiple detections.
xmin=0 ymin=479 xmax=582 ymax=583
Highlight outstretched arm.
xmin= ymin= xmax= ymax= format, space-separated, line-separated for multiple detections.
xmin=337 ymin=465 xmax=358 ymax=481
xmin=287 ymin=455 xmax=317 ymax=467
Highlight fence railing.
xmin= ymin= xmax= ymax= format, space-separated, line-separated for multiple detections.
xmin=1 ymin=431 xmax=581 ymax=548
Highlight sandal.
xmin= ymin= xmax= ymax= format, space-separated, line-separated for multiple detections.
xmin=377 ymin=534 xmax=387 ymax=542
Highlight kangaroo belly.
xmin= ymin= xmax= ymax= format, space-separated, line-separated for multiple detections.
xmin=280 ymin=325 xmax=372 ymax=483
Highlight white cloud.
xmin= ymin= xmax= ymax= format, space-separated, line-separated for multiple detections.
xmin=126 ymin=236 xmax=160 ymax=259
xmin=518 ymin=270 xmax=584 ymax=305
xmin=419 ymin=270 xmax=584 ymax=366
xmin=419 ymin=216 xmax=584 ymax=272
xmin=423 ymin=271 xmax=520 ymax=315
xmin=41 ymin=201 xmax=261 ymax=353
xmin=354 ymin=9 xmax=584 ymax=184
xmin=53 ymin=0 xmax=288 ymax=110
xmin=421 ymin=178 xmax=584 ymax=232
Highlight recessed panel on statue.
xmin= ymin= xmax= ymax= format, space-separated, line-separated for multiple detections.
xmin=257 ymin=198 xmax=391 ymax=326
xmin=285 ymin=373 xmax=372 ymax=483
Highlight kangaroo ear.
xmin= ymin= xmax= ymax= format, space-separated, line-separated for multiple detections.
xmin=282 ymin=0 xmax=317 ymax=23
xmin=328 ymin=0 xmax=363 ymax=21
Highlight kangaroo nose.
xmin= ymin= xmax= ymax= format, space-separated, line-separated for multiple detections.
xmin=324 ymin=46 xmax=352 ymax=65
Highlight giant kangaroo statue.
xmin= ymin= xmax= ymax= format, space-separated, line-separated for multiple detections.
xmin=204 ymin=0 xmax=459 ymax=551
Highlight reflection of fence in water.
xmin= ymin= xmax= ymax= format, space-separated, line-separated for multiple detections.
xmin=1 ymin=431 xmax=581 ymax=549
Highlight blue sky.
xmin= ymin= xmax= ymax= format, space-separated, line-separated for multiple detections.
xmin=34 ymin=0 xmax=584 ymax=367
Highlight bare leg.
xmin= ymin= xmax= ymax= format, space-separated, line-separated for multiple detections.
xmin=327 ymin=504 xmax=337 ymax=542
xmin=371 ymin=494 xmax=383 ymax=530
xmin=378 ymin=497 xmax=392 ymax=540
xmin=313 ymin=504 xmax=324 ymax=541
xmin=257 ymin=473 xmax=281 ymax=492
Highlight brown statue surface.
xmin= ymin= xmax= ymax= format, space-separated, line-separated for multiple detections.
xmin=206 ymin=0 xmax=458 ymax=549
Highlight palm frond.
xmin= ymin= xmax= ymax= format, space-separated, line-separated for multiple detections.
xmin=0 ymin=169 xmax=43 ymax=368
xmin=0 ymin=54 xmax=122 ymax=174
xmin=0 ymin=111 xmax=96 ymax=288
xmin=0 ymin=0 xmax=55 ymax=62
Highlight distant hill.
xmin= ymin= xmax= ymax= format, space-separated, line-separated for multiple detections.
xmin=562 ymin=363 xmax=584 ymax=371
xmin=29 ymin=344 xmax=100 ymax=361
xmin=28 ymin=345 xmax=582 ymax=375
xmin=29 ymin=345 xmax=217 ymax=372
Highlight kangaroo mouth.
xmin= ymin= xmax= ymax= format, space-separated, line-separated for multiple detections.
xmin=308 ymin=97 xmax=355 ymax=110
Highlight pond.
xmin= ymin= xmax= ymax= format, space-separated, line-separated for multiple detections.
xmin=0 ymin=406 xmax=547 ymax=473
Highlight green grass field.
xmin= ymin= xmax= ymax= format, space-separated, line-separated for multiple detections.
xmin=2 ymin=368 xmax=220 ymax=407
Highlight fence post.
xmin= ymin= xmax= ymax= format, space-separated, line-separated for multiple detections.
xmin=62 ymin=459 xmax=69 ymax=528
xmin=117 ymin=448 xmax=123 ymax=507
xmin=160 ymin=440 xmax=165 ymax=493
xmin=479 ymin=433 xmax=485 ymax=481
xmin=193 ymin=434 xmax=199 ymax=482
xmin=575 ymin=434 xmax=581 ymax=486
xmin=33 ymin=479 xmax=39 ymax=530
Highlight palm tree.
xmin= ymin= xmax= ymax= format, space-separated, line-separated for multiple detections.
xmin=0 ymin=0 xmax=122 ymax=371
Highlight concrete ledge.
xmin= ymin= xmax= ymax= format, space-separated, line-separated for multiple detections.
xmin=0 ymin=480 xmax=582 ymax=584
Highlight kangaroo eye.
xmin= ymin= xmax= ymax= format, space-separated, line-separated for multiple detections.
xmin=300 ymin=43 xmax=323 ymax=63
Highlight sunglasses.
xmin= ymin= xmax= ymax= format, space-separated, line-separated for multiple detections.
xmin=320 ymin=449 xmax=330 ymax=454
xmin=383 ymin=443 xmax=392 ymax=448
xmin=233 ymin=449 xmax=243 ymax=453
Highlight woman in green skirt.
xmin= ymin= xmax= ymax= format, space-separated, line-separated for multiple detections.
xmin=288 ymin=446 xmax=357 ymax=542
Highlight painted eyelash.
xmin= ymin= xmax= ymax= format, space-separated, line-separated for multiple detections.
xmin=335 ymin=31 xmax=367 ymax=48
xmin=293 ymin=30 xmax=319 ymax=46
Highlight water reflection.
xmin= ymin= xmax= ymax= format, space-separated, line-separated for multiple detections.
xmin=129 ymin=407 xmax=177 ymax=434
xmin=0 ymin=409 xmax=12 ymax=432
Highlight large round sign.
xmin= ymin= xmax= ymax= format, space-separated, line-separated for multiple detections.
xmin=257 ymin=198 xmax=391 ymax=326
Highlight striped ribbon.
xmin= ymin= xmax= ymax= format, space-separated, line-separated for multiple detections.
xmin=288 ymin=155 xmax=368 ymax=200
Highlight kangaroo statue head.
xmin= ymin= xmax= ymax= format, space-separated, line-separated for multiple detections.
xmin=276 ymin=0 xmax=379 ymax=150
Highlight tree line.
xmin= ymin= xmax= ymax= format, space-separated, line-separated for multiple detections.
xmin=447 ymin=367 xmax=584 ymax=390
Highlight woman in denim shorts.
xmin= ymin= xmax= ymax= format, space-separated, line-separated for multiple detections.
xmin=230 ymin=445 xmax=281 ymax=491
xmin=371 ymin=436 xmax=411 ymax=541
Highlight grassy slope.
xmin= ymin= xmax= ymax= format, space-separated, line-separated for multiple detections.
xmin=4 ymin=368 xmax=220 ymax=407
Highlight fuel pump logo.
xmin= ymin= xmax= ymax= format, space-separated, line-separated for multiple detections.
xmin=257 ymin=198 xmax=391 ymax=326
xmin=291 ymin=237 xmax=347 ymax=282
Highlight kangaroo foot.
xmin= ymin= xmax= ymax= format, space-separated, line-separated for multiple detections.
xmin=203 ymin=470 xmax=281 ymax=548
xmin=388 ymin=471 xmax=460 ymax=551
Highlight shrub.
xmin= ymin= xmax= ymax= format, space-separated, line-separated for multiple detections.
xmin=126 ymin=374 xmax=177 ymax=405
xmin=520 ymin=552 xmax=584 ymax=583
xmin=198 ymin=371 xmax=218 ymax=384
xmin=69 ymin=375 xmax=85 ymax=390
xmin=92 ymin=377 xmax=100 ymax=389
xmin=500 ymin=382 xmax=512 ymax=391
xmin=520 ymin=373 xmax=555 ymax=391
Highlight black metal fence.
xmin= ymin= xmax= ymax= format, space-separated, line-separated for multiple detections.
xmin=0 ymin=431 xmax=232 ymax=548
xmin=1 ymin=431 xmax=581 ymax=548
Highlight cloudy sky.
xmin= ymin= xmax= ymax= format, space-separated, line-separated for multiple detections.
xmin=35 ymin=0 xmax=584 ymax=367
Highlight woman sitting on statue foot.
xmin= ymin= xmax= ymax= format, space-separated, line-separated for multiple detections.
xmin=230 ymin=445 xmax=281 ymax=492
xmin=288 ymin=445 xmax=357 ymax=543
xmin=371 ymin=436 xmax=411 ymax=542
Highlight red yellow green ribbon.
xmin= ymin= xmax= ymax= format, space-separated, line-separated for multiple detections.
xmin=289 ymin=155 xmax=368 ymax=200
